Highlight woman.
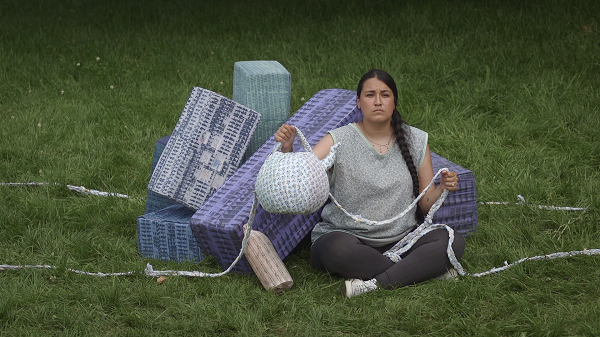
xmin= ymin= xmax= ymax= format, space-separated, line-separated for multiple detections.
xmin=275 ymin=69 xmax=465 ymax=298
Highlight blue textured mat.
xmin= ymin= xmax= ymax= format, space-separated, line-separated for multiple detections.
xmin=233 ymin=61 xmax=291 ymax=163
xmin=148 ymin=87 xmax=262 ymax=210
xmin=137 ymin=204 xmax=203 ymax=262
xmin=144 ymin=135 xmax=177 ymax=214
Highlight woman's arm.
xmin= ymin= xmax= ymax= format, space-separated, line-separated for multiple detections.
xmin=417 ymin=145 xmax=459 ymax=213
xmin=312 ymin=133 xmax=334 ymax=160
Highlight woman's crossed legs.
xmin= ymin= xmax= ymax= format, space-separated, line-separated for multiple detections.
xmin=310 ymin=229 xmax=466 ymax=289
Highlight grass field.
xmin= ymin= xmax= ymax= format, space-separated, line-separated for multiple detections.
xmin=1 ymin=0 xmax=599 ymax=335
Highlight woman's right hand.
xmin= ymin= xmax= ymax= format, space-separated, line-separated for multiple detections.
xmin=274 ymin=124 xmax=296 ymax=153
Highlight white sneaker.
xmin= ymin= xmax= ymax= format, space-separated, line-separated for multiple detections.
xmin=436 ymin=268 xmax=459 ymax=281
xmin=343 ymin=278 xmax=378 ymax=298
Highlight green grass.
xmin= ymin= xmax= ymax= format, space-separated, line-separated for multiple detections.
xmin=1 ymin=0 xmax=599 ymax=335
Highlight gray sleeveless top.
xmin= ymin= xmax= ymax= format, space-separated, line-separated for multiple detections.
xmin=311 ymin=123 xmax=428 ymax=246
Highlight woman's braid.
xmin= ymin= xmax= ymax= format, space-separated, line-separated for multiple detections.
xmin=391 ymin=110 xmax=424 ymax=224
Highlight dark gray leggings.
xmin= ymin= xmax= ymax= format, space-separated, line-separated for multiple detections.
xmin=310 ymin=229 xmax=466 ymax=289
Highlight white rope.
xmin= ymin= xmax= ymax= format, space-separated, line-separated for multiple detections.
xmin=0 ymin=182 xmax=257 ymax=278
xmin=327 ymin=168 xmax=596 ymax=278
xmin=65 ymin=185 xmax=133 ymax=199
xmin=3 ymin=248 xmax=600 ymax=278
xmin=0 ymin=196 xmax=256 ymax=278
xmin=481 ymin=194 xmax=587 ymax=211
xmin=0 ymin=264 xmax=136 ymax=276
xmin=0 ymin=182 xmax=134 ymax=199
xmin=2 ymin=182 xmax=587 ymax=211
xmin=469 ymin=248 xmax=600 ymax=277
xmin=328 ymin=168 xmax=449 ymax=226
xmin=0 ymin=173 xmax=594 ymax=279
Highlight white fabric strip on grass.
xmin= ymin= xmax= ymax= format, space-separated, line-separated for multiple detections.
xmin=0 ymin=182 xmax=133 ymax=199
xmin=2 ymin=248 xmax=599 ymax=278
xmin=0 ymin=169 xmax=593 ymax=279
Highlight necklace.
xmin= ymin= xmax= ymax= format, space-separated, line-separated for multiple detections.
xmin=361 ymin=127 xmax=395 ymax=154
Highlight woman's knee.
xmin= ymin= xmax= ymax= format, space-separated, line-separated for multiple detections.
xmin=312 ymin=232 xmax=358 ymax=258
xmin=415 ymin=229 xmax=465 ymax=259
xmin=310 ymin=232 xmax=358 ymax=269
xmin=433 ymin=229 xmax=465 ymax=259
xmin=451 ymin=232 xmax=466 ymax=260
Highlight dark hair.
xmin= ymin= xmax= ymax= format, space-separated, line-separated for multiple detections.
xmin=357 ymin=69 xmax=424 ymax=224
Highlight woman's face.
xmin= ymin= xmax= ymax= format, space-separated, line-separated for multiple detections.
xmin=357 ymin=77 xmax=395 ymax=124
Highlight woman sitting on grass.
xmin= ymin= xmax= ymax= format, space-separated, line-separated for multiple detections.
xmin=275 ymin=69 xmax=465 ymax=298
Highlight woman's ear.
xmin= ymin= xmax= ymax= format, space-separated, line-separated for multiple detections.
xmin=356 ymin=97 xmax=361 ymax=110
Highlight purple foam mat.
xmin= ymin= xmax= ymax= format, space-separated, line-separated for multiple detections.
xmin=430 ymin=152 xmax=478 ymax=236
xmin=191 ymin=89 xmax=361 ymax=273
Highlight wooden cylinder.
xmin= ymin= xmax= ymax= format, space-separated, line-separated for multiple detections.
xmin=243 ymin=224 xmax=294 ymax=293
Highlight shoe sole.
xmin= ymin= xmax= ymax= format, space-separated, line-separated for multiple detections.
xmin=342 ymin=280 xmax=351 ymax=298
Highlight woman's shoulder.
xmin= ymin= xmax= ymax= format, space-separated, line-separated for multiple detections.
xmin=403 ymin=124 xmax=429 ymax=165
xmin=330 ymin=123 xmax=358 ymax=132
xmin=403 ymin=124 xmax=428 ymax=142
xmin=328 ymin=123 xmax=359 ymax=138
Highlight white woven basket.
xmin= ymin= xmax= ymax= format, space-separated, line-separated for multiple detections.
xmin=255 ymin=127 xmax=338 ymax=215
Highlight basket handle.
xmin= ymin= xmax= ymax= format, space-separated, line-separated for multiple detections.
xmin=273 ymin=126 xmax=313 ymax=154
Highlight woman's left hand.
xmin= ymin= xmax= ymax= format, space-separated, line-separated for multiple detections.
xmin=441 ymin=170 xmax=459 ymax=192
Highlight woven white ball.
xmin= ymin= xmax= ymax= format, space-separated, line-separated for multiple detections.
xmin=255 ymin=127 xmax=339 ymax=215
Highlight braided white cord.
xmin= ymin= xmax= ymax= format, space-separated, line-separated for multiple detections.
xmin=0 ymin=196 xmax=258 ymax=278
xmin=144 ymin=196 xmax=257 ymax=277
xmin=326 ymin=167 xmax=471 ymax=274
xmin=469 ymin=249 xmax=600 ymax=277
xmin=481 ymin=194 xmax=587 ymax=211
xmin=0 ymin=187 xmax=596 ymax=279
xmin=383 ymin=221 xmax=468 ymax=276
xmin=0 ymin=264 xmax=137 ymax=277
xmin=329 ymin=169 xmax=590 ymax=278
xmin=1 ymin=183 xmax=588 ymax=211
xmin=328 ymin=168 xmax=450 ymax=226
xmin=3 ymin=248 xmax=600 ymax=278
xmin=0 ymin=182 xmax=133 ymax=199
xmin=0 ymin=170 xmax=592 ymax=278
